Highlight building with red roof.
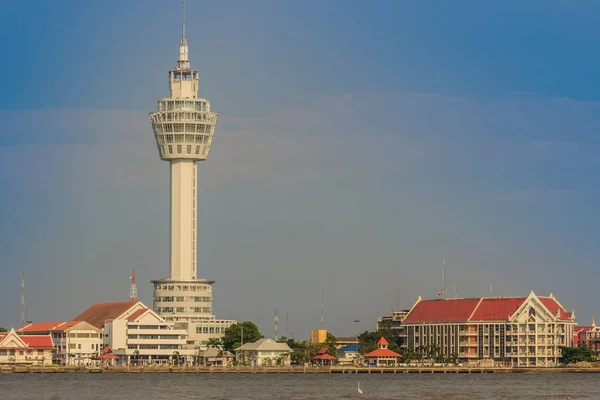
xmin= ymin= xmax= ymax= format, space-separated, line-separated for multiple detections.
xmin=399 ymin=291 xmax=576 ymax=367
xmin=17 ymin=321 xmax=101 ymax=366
xmin=363 ymin=337 xmax=402 ymax=367
xmin=0 ymin=328 xmax=54 ymax=366
xmin=574 ymin=317 xmax=600 ymax=356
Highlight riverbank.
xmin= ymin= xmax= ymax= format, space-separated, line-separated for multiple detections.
xmin=2 ymin=365 xmax=600 ymax=374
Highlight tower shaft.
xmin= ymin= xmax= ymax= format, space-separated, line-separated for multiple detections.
xmin=170 ymin=160 xmax=197 ymax=280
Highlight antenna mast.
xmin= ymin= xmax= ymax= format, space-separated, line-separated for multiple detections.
xmin=129 ymin=269 xmax=138 ymax=301
xmin=274 ymin=308 xmax=279 ymax=341
xmin=21 ymin=270 xmax=25 ymax=327
xmin=489 ymin=277 xmax=493 ymax=296
xmin=182 ymin=0 xmax=186 ymax=41
xmin=397 ymin=250 xmax=401 ymax=310
xmin=442 ymin=237 xmax=447 ymax=299
xmin=320 ymin=292 xmax=324 ymax=330
xmin=286 ymin=311 xmax=289 ymax=337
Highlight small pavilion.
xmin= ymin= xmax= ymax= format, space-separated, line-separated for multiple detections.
xmin=363 ymin=337 xmax=401 ymax=367
xmin=312 ymin=348 xmax=337 ymax=366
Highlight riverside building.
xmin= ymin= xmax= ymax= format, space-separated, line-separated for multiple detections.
xmin=398 ymin=291 xmax=576 ymax=367
xmin=149 ymin=0 xmax=235 ymax=345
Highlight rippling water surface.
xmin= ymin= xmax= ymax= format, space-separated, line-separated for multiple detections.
xmin=0 ymin=373 xmax=595 ymax=400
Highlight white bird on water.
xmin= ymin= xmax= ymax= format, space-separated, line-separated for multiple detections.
xmin=357 ymin=381 xmax=363 ymax=395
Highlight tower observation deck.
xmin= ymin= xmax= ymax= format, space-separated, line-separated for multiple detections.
xmin=149 ymin=0 xmax=220 ymax=324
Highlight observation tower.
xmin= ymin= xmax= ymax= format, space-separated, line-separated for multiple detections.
xmin=149 ymin=0 xmax=219 ymax=323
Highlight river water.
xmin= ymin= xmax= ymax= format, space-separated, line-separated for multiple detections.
xmin=0 ymin=373 xmax=593 ymax=399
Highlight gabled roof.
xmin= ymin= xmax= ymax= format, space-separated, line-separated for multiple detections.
xmin=235 ymin=338 xmax=292 ymax=352
xmin=538 ymin=297 xmax=572 ymax=321
xmin=470 ymin=297 xmax=525 ymax=321
xmin=0 ymin=329 xmax=53 ymax=350
xmin=17 ymin=322 xmax=64 ymax=333
xmin=17 ymin=320 xmax=97 ymax=334
xmin=73 ymin=300 xmax=142 ymax=329
xmin=402 ymin=298 xmax=481 ymax=323
xmin=20 ymin=335 xmax=54 ymax=349
xmin=403 ymin=294 xmax=575 ymax=324
xmin=199 ymin=348 xmax=235 ymax=358
xmin=126 ymin=309 xmax=148 ymax=321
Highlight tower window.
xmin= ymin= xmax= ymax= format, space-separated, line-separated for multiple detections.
xmin=177 ymin=145 xmax=182 ymax=153
xmin=186 ymin=145 xmax=192 ymax=154
xmin=195 ymin=146 xmax=200 ymax=155
xmin=168 ymin=145 xmax=173 ymax=154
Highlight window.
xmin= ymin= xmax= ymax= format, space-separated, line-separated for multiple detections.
xmin=187 ymin=145 xmax=192 ymax=154
xmin=177 ymin=145 xmax=182 ymax=153
xmin=168 ymin=145 xmax=173 ymax=154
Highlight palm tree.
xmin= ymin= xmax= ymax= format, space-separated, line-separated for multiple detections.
xmin=207 ymin=338 xmax=222 ymax=349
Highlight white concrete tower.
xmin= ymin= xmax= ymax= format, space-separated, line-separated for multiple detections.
xmin=150 ymin=0 xmax=219 ymax=323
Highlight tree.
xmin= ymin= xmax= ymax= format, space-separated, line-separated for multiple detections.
xmin=560 ymin=345 xmax=597 ymax=364
xmin=222 ymin=321 xmax=263 ymax=351
xmin=358 ymin=330 xmax=401 ymax=355
xmin=0 ymin=327 xmax=7 ymax=333
xmin=206 ymin=337 xmax=222 ymax=349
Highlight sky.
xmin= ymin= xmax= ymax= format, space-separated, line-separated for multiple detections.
xmin=1 ymin=0 xmax=600 ymax=339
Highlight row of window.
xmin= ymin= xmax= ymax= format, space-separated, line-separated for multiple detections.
xmin=156 ymin=134 xmax=212 ymax=145
xmin=151 ymin=112 xmax=216 ymax=124
xmin=158 ymin=100 xmax=209 ymax=112
xmin=127 ymin=334 xmax=183 ymax=340
xmin=196 ymin=326 xmax=226 ymax=334
xmin=159 ymin=144 xmax=207 ymax=157
xmin=154 ymin=284 xmax=212 ymax=292
xmin=127 ymin=344 xmax=181 ymax=350
xmin=156 ymin=307 xmax=212 ymax=313
xmin=153 ymin=122 xmax=214 ymax=134
xmin=155 ymin=296 xmax=211 ymax=303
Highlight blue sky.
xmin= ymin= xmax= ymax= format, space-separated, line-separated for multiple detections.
xmin=1 ymin=0 xmax=600 ymax=338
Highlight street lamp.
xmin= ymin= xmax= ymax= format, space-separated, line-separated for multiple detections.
xmin=354 ymin=320 xmax=360 ymax=366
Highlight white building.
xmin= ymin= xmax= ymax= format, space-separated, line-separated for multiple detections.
xmin=0 ymin=329 xmax=54 ymax=366
xmin=17 ymin=321 xmax=101 ymax=366
xmin=235 ymin=338 xmax=292 ymax=367
xmin=148 ymin=0 xmax=235 ymax=343
xmin=75 ymin=300 xmax=196 ymax=366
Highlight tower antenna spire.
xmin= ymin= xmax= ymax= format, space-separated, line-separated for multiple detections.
xmin=182 ymin=0 xmax=186 ymax=42
xmin=442 ymin=237 xmax=447 ymax=299
xmin=21 ymin=270 xmax=25 ymax=327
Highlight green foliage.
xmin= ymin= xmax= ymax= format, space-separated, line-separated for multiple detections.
xmin=222 ymin=321 xmax=263 ymax=351
xmin=276 ymin=336 xmax=310 ymax=364
xmin=206 ymin=337 xmax=222 ymax=349
xmin=560 ymin=345 xmax=597 ymax=364
xmin=358 ymin=330 xmax=400 ymax=355
xmin=0 ymin=327 xmax=7 ymax=333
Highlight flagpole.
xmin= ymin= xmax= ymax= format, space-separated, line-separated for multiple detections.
xmin=442 ymin=237 xmax=446 ymax=299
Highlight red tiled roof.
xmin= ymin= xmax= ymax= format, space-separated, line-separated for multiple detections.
xmin=403 ymin=298 xmax=482 ymax=323
xmin=469 ymin=297 xmax=525 ymax=321
xmin=364 ymin=348 xmax=402 ymax=358
xmin=539 ymin=297 xmax=572 ymax=321
xmin=18 ymin=321 xmax=86 ymax=333
xmin=99 ymin=353 xmax=119 ymax=359
xmin=313 ymin=354 xmax=336 ymax=360
xmin=73 ymin=301 xmax=140 ymax=329
xmin=20 ymin=335 xmax=54 ymax=349
xmin=126 ymin=309 xmax=148 ymax=321
xmin=17 ymin=322 xmax=63 ymax=333
xmin=52 ymin=321 xmax=83 ymax=332
xmin=377 ymin=337 xmax=389 ymax=346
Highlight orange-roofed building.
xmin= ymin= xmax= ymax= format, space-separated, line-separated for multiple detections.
xmin=399 ymin=291 xmax=576 ymax=367
xmin=363 ymin=337 xmax=401 ymax=367
xmin=74 ymin=300 xmax=196 ymax=366
xmin=0 ymin=328 xmax=54 ymax=366
xmin=17 ymin=321 xmax=101 ymax=366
